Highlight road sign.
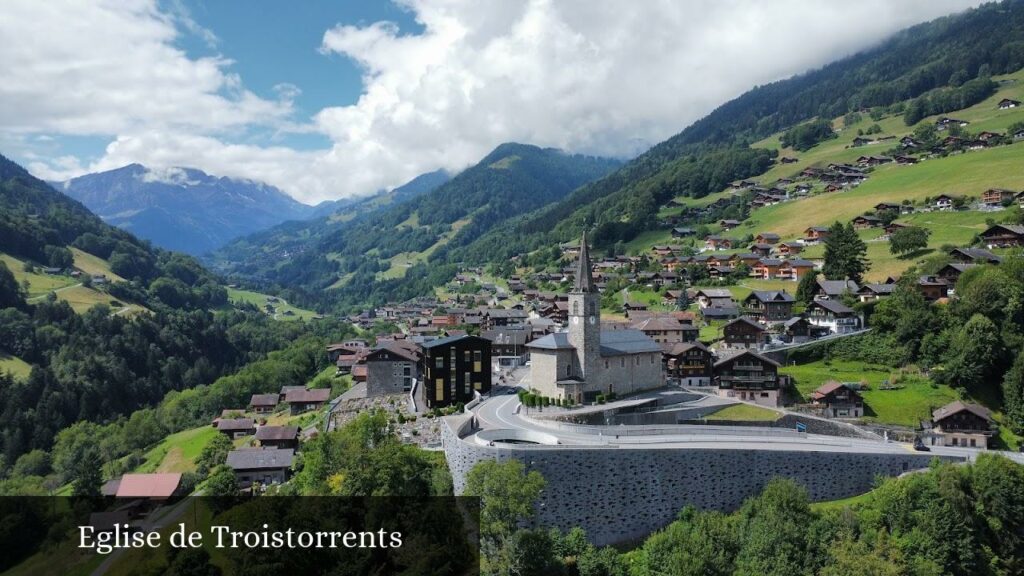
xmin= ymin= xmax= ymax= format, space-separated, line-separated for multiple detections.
xmin=796 ymin=422 xmax=807 ymax=433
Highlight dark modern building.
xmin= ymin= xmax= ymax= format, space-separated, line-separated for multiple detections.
xmin=421 ymin=334 xmax=492 ymax=408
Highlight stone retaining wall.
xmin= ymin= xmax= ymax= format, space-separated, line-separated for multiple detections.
xmin=442 ymin=416 xmax=953 ymax=545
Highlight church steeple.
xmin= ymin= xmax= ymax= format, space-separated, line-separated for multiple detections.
xmin=573 ymin=231 xmax=597 ymax=294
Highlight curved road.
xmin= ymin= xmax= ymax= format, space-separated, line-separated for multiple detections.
xmin=470 ymin=371 xmax=1023 ymax=463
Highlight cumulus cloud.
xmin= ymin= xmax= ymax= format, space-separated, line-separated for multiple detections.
xmin=1 ymin=0 xmax=984 ymax=204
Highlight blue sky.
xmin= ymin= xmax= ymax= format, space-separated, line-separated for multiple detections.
xmin=171 ymin=0 xmax=421 ymax=150
xmin=0 ymin=0 xmax=982 ymax=203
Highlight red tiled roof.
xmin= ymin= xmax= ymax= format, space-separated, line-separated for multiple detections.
xmin=115 ymin=473 xmax=182 ymax=499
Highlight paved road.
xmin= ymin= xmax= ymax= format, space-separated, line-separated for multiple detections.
xmin=469 ymin=371 xmax=1023 ymax=463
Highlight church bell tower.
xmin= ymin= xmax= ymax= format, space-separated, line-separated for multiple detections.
xmin=567 ymin=231 xmax=601 ymax=383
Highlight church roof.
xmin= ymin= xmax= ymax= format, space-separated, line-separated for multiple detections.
xmin=573 ymin=231 xmax=598 ymax=294
xmin=599 ymin=329 xmax=662 ymax=356
xmin=527 ymin=332 xmax=574 ymax=350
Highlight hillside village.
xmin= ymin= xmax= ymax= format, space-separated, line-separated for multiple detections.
xmin=7 ymin=3 xmax=1024 ymax=574
xmin=85 ymin=70 xmax=1024 ymax=502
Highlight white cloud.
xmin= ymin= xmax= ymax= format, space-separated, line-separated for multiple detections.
xmin=0 ymin=0 xmax=984 ymax=204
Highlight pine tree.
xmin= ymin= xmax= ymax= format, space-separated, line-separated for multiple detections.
xmin=1002 ymin=353 xmax=1024 ymax=434
xmin=796 ymin=269 xmax=820 ymax=304
xmin=822 ymin=222 xmax=869 ymax=283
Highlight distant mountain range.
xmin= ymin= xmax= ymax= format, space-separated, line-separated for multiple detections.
xmin=52 ymin=164 xmax=322 ymax=255
xmin=211 ymin=142 xmax=623 ymax=309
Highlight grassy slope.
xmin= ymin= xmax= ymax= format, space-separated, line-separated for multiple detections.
xmin=0 ymin=353 xmax=32 ymax=380
xmin=132 ymin=426 xmax=220 ymax=474
xmin=705 ymin=403 xmax=782 ymax=421
xmin=780 ymin=359 xmax=960 ymax=427
xmin=378 ymin=216 xmax=472 ymax=280
xmin=227 ymin=287 xmax=318 ymax=320
xmin=70 ymin=247 xmax=125 ymax=281
xmin=0 ymin=252 xmax=76 ymax=297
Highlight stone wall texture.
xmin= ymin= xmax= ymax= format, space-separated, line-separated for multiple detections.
xmin=443 ymin=416 xmax=952 ymax=546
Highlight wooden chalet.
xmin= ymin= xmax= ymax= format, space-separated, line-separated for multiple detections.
xmin=663 ymin=341 xmax=714 ymax=386
xmin=979 ymin=224 xmax=1024 ymax=248
xmin=713 ymin=350 xmax=781 ymax=407
xmin=810 ymin=382 xmax=864 ymax=418
xmin=921 ymin=401 xmax=995 ymax=449
xmin=722 ymin=316 xmax=767 ymax=350
xmin=981 ymin=188 xmax=1017 ymax=206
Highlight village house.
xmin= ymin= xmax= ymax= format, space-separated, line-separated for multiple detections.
xmin=780 ymin=259 xmax=816 ymax=281
xmin=216 ymin=418 xmax=256 ymax=439
xmin=365 ymin=343 xmax=420 ymax=396
xmin=664 ymin=342 xmax=714 ymax=386
xmin=776 ymin=242 xmax=803 ymax=256
xmin=936 ymin=263 xmax=976 ymax=287
xmin=482 ymin=327 xmax=530 ymax=367
xmin=917 ymin=275 xmax=950 ymax=301
xmin=998 ymin=98 xmax=1021 ymax=109
xmin=671 ymin=227 xmax=695 ymax=238
xmin=226 ymin=448 xmax=295 ymax=488
xmin=884 ymin=222 xmax=908 ymax=236
xmin=856 ymin=283 xmax=896 ymax=302
xmin=779 ymin=156 xmax=799 ymax=164
xmin=805 ymin=299 xmax=860 ymax=334
xmin=255 ymin=426 xmax=300 ymax=450
xmin=851 ymin=214 xmax=882 ymax=229
xmin=920 ymin=401 xmax=995 ymax=449
xmin=815 ymin=278 xmax=859 ymax=300
xmin=705 ymin=235 xmax=734 ymax=250
xmin=935 ymin=116 xmax=969 ymax=130
xmin=631 ymin=316 xmax=689 ymax=345
xmin=804 ymin=226 xmax=830 ymax=243
xmin=810 ymin=382 xmax=864 ymax=418
xmin=283 ymin=388 xmax=331 ymax=415
xmin=721 ymin=316 xmax=767 ymax=350
xmin=749 ymin=243 xmax=773 ymax=258
xmin=751 ymin=258 xmax=783 ymax=279
xmin=755 ymin=232 xmax=780 ymax=245
xmin=982 ymin=188 xmax=1017 ymax=206
xmin=742 ymin=291 xmax=795 ymax=322
xmin=949 ymin=247 xmax=1002 ymax=264
xmin=719 ymin=219 xmax=741 ymax=229
xmin=894 ymin=155 xmax=918 ymax=165
xmin=422 ymin=334 xmax=492 ymax=408
xmin=979 ymin=224 xmax=1024 ymax=248
xmin=248 ymin=394 xmax=279 ymax=414
xmin=713 ymin=350 xmax=781 ymax=407
xmin=933 ymin=194 xmax=956 ymax=211
xmin=106 ymin=473 xmax=184 ymax=501
xmin=694 ymin=288 xmax=734 ymax=309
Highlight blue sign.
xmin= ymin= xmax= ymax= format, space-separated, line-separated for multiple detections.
xmin=796 ymin=422 xmax=807 ymax=433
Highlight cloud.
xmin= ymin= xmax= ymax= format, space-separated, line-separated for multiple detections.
xmin=1 ymin=0 xmax=984 ymax=204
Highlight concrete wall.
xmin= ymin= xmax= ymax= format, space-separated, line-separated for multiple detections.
xmin=366 ymin=360 xmax=414 ymax=397
xmin=595 ymin=352 xmax=664 ymax=396
xmin=442 ymin=416 xmax=952 ymax=546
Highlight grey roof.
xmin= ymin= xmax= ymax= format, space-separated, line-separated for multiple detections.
xmin=745 ymin=290 xmax=795 ymax=303
xmin=599 ymin=329 xmax=662 ymax=356
xmin=817 ymin=279 xmax=859 ymax=295
xmin=216 ymin=418 xmax=254 ymax=431
xmin=696 ymin=288 xmax=733 ymax=298
xmin=573 ymin=231 xmax=598 ymax=294
xmin=226 ymin=448 xmax=295 ymax=471
xmin=420 ymin=334 xmax=489 ymax=349
xmin=982 ymin=224 xmax=1024 ymax=235
xmin=713 ymin=349 xmax=780 ymax=368
xmin=284 ymin=388 xmax=330 ymax=404
xmin=785 ymin=259 xmax=815 ymax=267
xmin=255 ymin=426 xmax=299 ymax=441
xmin=858 ymin=283 xmax=896 ymax=295
xmin=808 ymin=299 xmax=855 ymax=315
xmin=527 ymin=332 xmax=574 ymax=350
xmin=950 ymin=247 xmax=1001 ymax=263
xmin=249 ymin=394 xmax=279 ymax=407
xmin=932 ymin=401 xmax=992 ymax=423
xmin=725 ymin=316 xmax=765 ymax=331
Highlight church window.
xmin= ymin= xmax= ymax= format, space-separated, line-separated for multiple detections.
xmin=573 ymin=301 xmax=580 ymax=315
xmin=620 ymin=358 xmax=625 ymax=368
xmin=566 ymin=364 xmax=571 ymax=377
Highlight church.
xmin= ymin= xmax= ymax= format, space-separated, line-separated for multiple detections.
xmin=528 ymin=233 xmax=664 ymax=403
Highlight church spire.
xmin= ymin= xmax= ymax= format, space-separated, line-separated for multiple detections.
xmin=573 ymin=231 xmax=597 ymax=293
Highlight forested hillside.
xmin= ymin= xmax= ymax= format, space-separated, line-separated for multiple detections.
xmin=220 ymin=143 xmax=621 ymax=310
xmin=0 ymin=154 xmax=318 ymax=466
xmin=209 ymin=169 xmax=450 ymax=276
